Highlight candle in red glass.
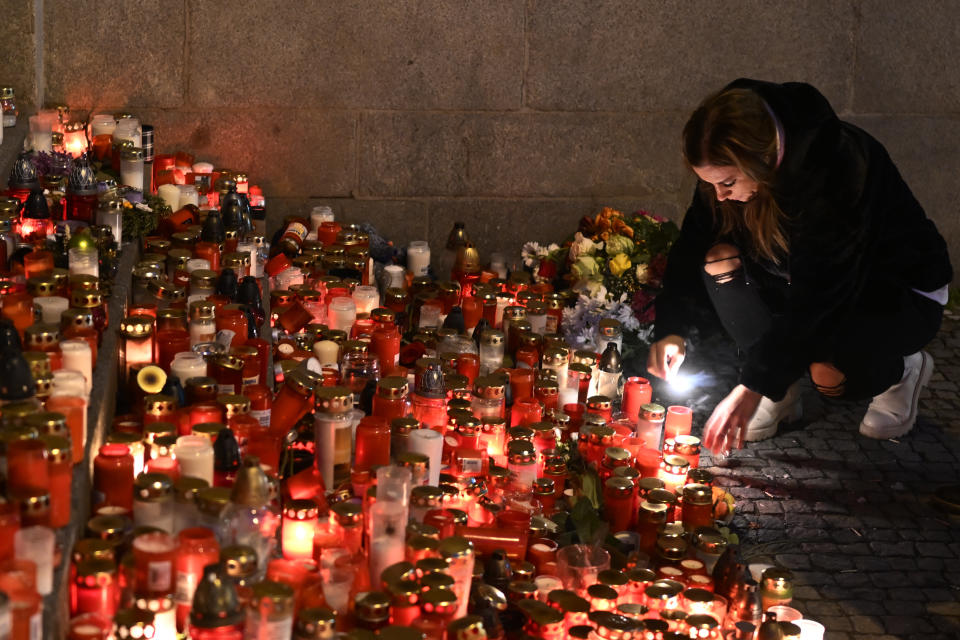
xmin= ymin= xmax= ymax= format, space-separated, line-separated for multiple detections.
xmin=280 ymin=500 xmax=318 ymax=562
xmin=0 ymin=502 xmax=20 ymax=562
xmin=72 ymin=559 xmax=118 ymax=620
xmin=455 ymin=353 xmax=480 ymax=387
xmin=153 ymin=328 xmax=189 ymax=373
xmin=664 ymin=405 xmax=693 ymax=441
xmin=603 ymin=477 xmax=634 ymax=534
xmin=6 ymin=439 xmax=49 ymax=495
xmin=681 ymin=484 xmax=715 ymax=533
xmin=372 ymin=376 xmax=409 ymax=422
xmin=622 ymin=376 xmax=653 ymax=423
xmin=93 ymin=444 xmax=135 ymax=511
xmin=41 ymin=435 xmax=72 ymax=528
xmin=174 ymin=527 xmax=220 ymax=632
xmin=460 ymin=297 xmax=482 ymax=330
xmin=453 ymin=525 xmax=527 ymax=563
xmin=510 ymin=397 xmax=542 ymax=427
xmin=370 ymin=328 xmax=400 ymax=375
xmin=189 ymin=403 xmax=224 ymax=431
xmin=317 ymin=220 xmax=341 ymax=246
xmin=132 ymin=531 xmax=177 ymax=597
xmin=192 ymin=241 xmax=220 ymax=272
xmin=354 ymin=416 xmax=391 ymax=472
xmin=215 ymin=309 xmax=248 ymax=349
xmin=1 ymin=291 xmax=34 ymax=334
xmin=210 ymin=355 xmax=244 ymax=395
xmin=657 ymin=455 xmax=690 ymax=494
xmin=509 ymin=368 xmax=535 ymax=400
xmin=242 ymin=384 xmax=272 ymax=429
xmin=666 ymin=434 xmax=701 ymax=470
xmin=269 ymin=369 xmax=316 ymax=439
xmin=527 ymin=537 xmax=559 ymax=576
xmin=636 ymin=447 xmax=662 ymax=479
xmin=23 ymin=249 xmax=54 ymax=278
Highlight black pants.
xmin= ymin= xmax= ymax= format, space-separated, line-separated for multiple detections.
xmin=702 ymin=247 xmax=944 ymax=399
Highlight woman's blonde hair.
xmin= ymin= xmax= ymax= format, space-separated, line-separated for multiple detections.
xmin=682 ymin=88 xmax=788 ymax=263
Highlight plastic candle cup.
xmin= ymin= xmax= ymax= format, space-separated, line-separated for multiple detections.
xmin=408 ymin=428 xmax=444 ymax=486
xmin=33 ymin=295 xmax=69 ymax=324
xmin=60 ymin=339 xmax=94 ymax=394
xmin=407 ymin=241 xmax=431 ymax=276
xmin=327 ymin=296 xmax=357 ymax=334
xmin=352 ymin=285 xmax=380 ymax=317
xmin=382 ymin=264 xmax=406 ymax=289
xmin=664 ymin=405 xmax=693 ymax=441
xmin=119 ymin=149 xmax=145 ymax=191
xmin=173 ymin=436 xmax=214 ymax=485
xmin=14 ymin=526 xmax=54 ymax=595
xmin=178 ymin=184 xmax=199 ymax=209
xmin=795 ymin=619 xmax=825 ymax=640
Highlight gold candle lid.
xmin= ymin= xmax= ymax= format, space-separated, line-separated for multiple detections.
xmin=221 ymin=545 xmax=259 ymax=578
xmin=295 ymin=606 xmax=336 ymax=639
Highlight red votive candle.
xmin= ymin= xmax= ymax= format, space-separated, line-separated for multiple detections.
xmin=664 ymin=405 xmax=693 ymax=441
xmin=93 ymin=444 xmax=134 ymax=512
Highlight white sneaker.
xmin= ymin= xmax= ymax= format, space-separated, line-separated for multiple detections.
xmin=745 ymin=380 xmax=803 ymax=441
xmin=859 ymin=351 xmax=933 ymax=439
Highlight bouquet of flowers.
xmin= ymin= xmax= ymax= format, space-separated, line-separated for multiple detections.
xmin=522 ymin=207 xmax=679 ymax=359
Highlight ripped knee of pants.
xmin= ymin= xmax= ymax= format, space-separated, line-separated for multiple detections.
xmin=810 ymin=362 xmax=847 ymax=397
xmin=703 ymin=244 xmax=743 ymax=285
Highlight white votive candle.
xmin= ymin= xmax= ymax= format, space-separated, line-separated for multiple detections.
xmin=192 ymin=162 xmax=214 ymax=174
xmin=170 ymin=352 xmax=208 ymax=384
xmin=383 ymin=264 xmax=406 ymax=289
xmin=328 ymin=297 xmax=357 ymax=335
xmin=174 ymin=436 xmax=214 ymax=485
xmin=407 ymin=428 xmax=444 ymax=486
xmin=178 ymin=184 xmax=199 ymax=208
xmin=158 ymin=184 xmax=181 ymax=211
xmin=51 ymin=370 xmax=87 ymax=397
xmin=185 ymin=258 xmax=211 ymax=273
xmin=60 ymin=339 xmax=93 ymax=394
xmin=352 ymin=286 xmax=380 ymax=317
xmin=313 ymin=340 xmax=340 ymax=367
xmin=310 ymin=206 xmax=334 ymax=233
xmin=407 ymin=241 xmax=431 ymax=276
xmin=15 ymin=526 xmax=55 ymax=595
xmin=68 ymin=247 xmax=99 ymax=278
xmin=33 ymin=296 xmax=69 ymax=324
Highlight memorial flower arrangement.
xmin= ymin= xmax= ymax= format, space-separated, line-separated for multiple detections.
xmin=522 ymin=206 xmax=680 ymax=358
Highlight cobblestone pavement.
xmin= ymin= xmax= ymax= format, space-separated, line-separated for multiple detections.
xmin=655 ymin=312 xmax=960 ymax=640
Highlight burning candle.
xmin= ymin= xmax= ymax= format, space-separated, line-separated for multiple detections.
xmin=281 ymin=499 xmax=318 ymax=561
xmin=328 ymin=296 xmax=356 ymax=334
xmin=120 ymin=149 xmax=145 ymax=191
xmin=664 ymin=405 xmax=693 ymax=441
xmin=658 ymin=454 xmax=690 ymax=494
xmin=352 ymin=285 xmax=380 ymax=317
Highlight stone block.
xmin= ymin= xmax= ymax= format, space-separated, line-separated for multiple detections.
xmin=846 ymin=115 xmax=960 ymax=282
xmin=855 ymin=0 xmax=960 ymax=113
xmin=526 ymin=0 xmax=855 ymax=112
xmin=0 ymin=0 xmax=36 ymax=109
xmin=424 ymin=197 xmax=683 ymax=272
xmin=187 ymin=0 xmax=523 ymax=110
xmin=44 ymin=0 xmax=184 ymax=108
xmin=134 ymin=109 xmax=356 ymax=198
xmin=360 ymin=111 xmax=689 ymax=198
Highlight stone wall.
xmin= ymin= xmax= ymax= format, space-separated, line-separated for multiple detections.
xmin=3 ymin=0 xmax=959 ymax=277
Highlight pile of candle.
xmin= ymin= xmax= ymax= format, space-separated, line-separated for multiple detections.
xmin=0 ymin=106 xmax=828 ymax=640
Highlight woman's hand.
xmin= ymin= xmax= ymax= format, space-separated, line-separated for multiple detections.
xmin=702 ymin=384 xmax=763 ymax=454
xmin=647 ymin=335 xmax=686 ymax=380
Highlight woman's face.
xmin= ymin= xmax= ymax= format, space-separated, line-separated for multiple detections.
xmin=693 ymin=164 xmax=759 ymax=203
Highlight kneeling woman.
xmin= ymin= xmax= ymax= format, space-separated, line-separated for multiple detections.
xmin=647 ymin=78 xmax=952 ymax=453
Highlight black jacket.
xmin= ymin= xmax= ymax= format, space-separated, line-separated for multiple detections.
xmin=654 ymin=79 xmax=953 ymax=401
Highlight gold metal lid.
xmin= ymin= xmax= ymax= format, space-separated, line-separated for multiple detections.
xmin=315 ymin=385 xmax=353 ymax=413
xmin=231 ymin=457 xmax=272 ymax=508
xmin=120 ymin=316 xmax=153 ymax=339
xmin=86 ymin=514 xmax=132 ymax=542
xmin=221 ymin=545 xmax=258 ymax=578
xmin=682 ymin=483 xmax=713 ymax=506
xmin=284 ymin=498 xmax=318 ymax=520
xmin=437 ymin=536 xmax=474 ymax=560
xmin=72 ymin=538 xmax=117 ymax=565
xmin=330 ymin=501 xmax=363 ymax=526
xmin=377 ymin=376 xmax=408 ymax=398
xmin=25 ymin=411 xmax=67 ymax=437
xmin=143 ymin=394 xmax=176 ymax=415
xmin=135 ymin=472 xmax=174 ymax=502
xmin=195 ymin=486 xmax=232 ymax=516
xmin=640 ymin=403 xmax=666 ymax=419
xmin=294 ymin=607 xmax=336 ymax=639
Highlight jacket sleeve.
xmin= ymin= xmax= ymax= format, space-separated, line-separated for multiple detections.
xmin=653 ymin=188 xmax=719 ymax=341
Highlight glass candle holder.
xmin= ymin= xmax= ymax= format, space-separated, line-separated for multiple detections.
xmin=407 ymin=241 xmax=430 ymax=276
xmin=46 ymin=392 xmax=87 ymax=463
xmin=60 ymin=338 xmax=94 ymax=394
xmin=281 ymin=499 xmax=318 ymax=562
xmin=664 ymin=405 xmax=693 ymax=441
xmin=14 ymin=525 xmax=54 ymax=595
xmin=93 ymin=443 xmax=134 ymax=512
xmin=68 ymin=246 xmax=99 ymax=278
xmin=554 ymin=545 xmax=611 ymax=598
xmin=132 ymin=531 xmax=177 ymax=597
xmin=120 ymin=149 xmax=145 ymax=191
